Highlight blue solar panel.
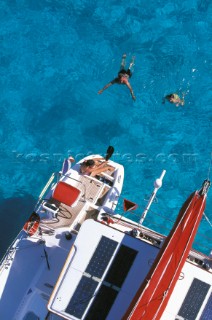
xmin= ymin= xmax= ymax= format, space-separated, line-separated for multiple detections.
xmin=65 ymin=237 xmax=138 ymax=319
xmin=85 ymin=236 xmax=118 ymax=278
xmin=177 ymin=278 xmax=210 ymax=320
xmin=200 ymin=292 xmax=212 ymax=320
xmin=65 ymin=236 xmax=118 ymax=318
xmin=65 ymin=276 xmax=98 ymax=318
xmin=85 ymin=285 xmax=118 ymax=320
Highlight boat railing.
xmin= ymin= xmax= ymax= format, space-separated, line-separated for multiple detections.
xmin=0 ymin=245 xmax=17 ymax=274
xmin=143 ymin=210 xmax=212 ymax=255
xmin=0 ymin=232 xmax=23 ymax=272
xmin=0 ymin=231 xmax=43 ymax=273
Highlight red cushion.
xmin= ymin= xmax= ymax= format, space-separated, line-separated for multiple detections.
xmin=53 ymin=182 xmax=81 ymax=206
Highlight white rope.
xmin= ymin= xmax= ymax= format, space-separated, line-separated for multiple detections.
xmin=203 ymin=212 xmax=212 ymax=228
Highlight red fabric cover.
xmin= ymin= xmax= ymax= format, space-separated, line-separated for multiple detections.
xmin=53 ymin=182 xmax=81 ymax=206
xmin=123 ymin=191 xmax=206 ymax=320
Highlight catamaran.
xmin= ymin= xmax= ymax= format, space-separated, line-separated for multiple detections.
xmin=0 ymin=150 xmax=211 ymax=320
xmin=47 ymin=174 xmax=212 ymax=320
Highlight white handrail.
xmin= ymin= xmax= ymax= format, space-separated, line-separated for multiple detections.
xmin=34 ymin=173 xmax=55 ymax=210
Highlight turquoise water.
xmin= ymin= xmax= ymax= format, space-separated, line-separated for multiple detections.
xmin=0 ymin=0 xmax=211 ymax=257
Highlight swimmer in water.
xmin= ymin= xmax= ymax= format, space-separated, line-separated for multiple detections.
xmin=98 ymin=54 xmax=136 ymax=101
xmin=163 ymin=93 xmax=185 ymax=106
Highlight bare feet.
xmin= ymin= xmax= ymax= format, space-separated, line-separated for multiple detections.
xmin=129 ymin=56 xmax=135 ymax=70
xmin=121 ymin=53 xmax=127 ymax=68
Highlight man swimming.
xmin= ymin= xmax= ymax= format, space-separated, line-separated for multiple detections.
xmin=98 ymin=54 xmax=136 ymax=101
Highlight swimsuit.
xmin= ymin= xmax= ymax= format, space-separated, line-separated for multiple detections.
xmin=119 ymin=68 xmax=132 ymax=78
xmin=111 ymin=69 xmax=131 ymax=85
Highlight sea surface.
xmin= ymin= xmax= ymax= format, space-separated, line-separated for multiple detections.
xmin=0 ymin=0 xmax=211 ymax=258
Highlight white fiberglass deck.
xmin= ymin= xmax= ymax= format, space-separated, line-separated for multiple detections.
xmin=0 ymin=228 xmax=76 ymax=320
xmin=48 ymin=220 xmax=159 ymax=320
xmin=0 ymin=156 xmax=125 ymax=320
xmin=48 ymin=219 xmax=212 ymax=320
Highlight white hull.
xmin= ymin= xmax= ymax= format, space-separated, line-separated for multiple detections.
xmin=0 ymin=162 xmax=211 ymax=320
xmin=0 ymin=155 xmax=124 ymax=320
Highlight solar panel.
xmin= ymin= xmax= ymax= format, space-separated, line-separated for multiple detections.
xmin=65 ymin=277 xmax=98 ymax=318
xmin=200 ymin=292 xmax=212 ymax=320
xmin=65 ymin=236 xmax=118 ymax=318
xmin=85 ymin=285 xmax=118 ymax=320
xmin=85 ymin=236 xmax=118 ymax=278
xmin=85 ymin=245 xmax=138 ymax=319
xmin=177 ymin=278 xmax=210 ymax=320
xmin=105 ymin=244 xmax=138 ymax=287
xmin=65 ymin=238 xmax=138 ymax=319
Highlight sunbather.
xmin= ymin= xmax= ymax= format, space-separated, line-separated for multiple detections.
xmin=80 ymin=158 xmax=114 ymax=177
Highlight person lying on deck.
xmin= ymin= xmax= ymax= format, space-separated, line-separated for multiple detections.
xmin=80 ymin=158 xmax=114 ymax=177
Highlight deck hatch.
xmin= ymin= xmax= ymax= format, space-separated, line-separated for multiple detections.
xmin=177 ymin=278 xmax=210 ymax=320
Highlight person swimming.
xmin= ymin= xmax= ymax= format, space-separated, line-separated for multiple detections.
xmin=163 ymin=93 xmax=185 ymax=106
xmin=98 ymin=54 xmax=136 ymax=101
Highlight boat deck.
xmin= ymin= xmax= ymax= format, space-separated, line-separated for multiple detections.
xmin=39 ymin=174 xmax=111 ymax=231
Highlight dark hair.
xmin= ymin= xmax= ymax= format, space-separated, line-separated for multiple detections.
xmin=165 ymin=94 xmax=174 ymax=100
xmin=85 ymin=159 xmax=95 ymax=167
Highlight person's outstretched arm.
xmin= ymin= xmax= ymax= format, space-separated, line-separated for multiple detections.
xmin=126 ymin=82 xmax=136 ymax=101
xmin=98 ymin=82 xmax=112 ymax=94
xmin=98 ymin=79 xmax=116 ymax=94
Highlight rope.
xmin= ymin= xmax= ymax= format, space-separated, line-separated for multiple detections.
xmin=203 ymin=212 xmax=212 ymax=228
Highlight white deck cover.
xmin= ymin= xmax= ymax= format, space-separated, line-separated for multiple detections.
xmin=48 ymin=219 xmax=159 ymax=320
